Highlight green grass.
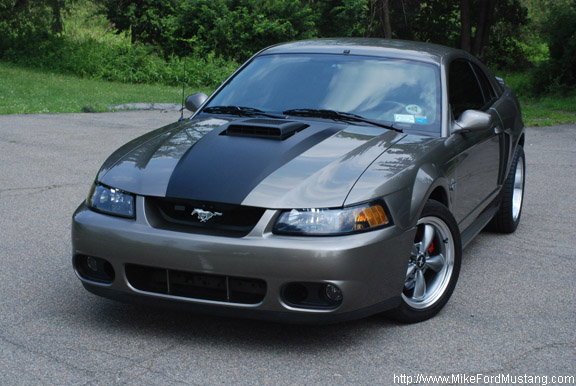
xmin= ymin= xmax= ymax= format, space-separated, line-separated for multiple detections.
xmin=499 ymin=71 xmax=576 ymax=127
xmin=520 ymin=95 xmax=576 ymax=127
xmin=0 ymin=62 xmax=212 ymax=114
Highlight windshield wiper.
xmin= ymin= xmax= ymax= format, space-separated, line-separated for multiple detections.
xmin=282 ymin=108 xmax=403 ymax=133
xmin=202 ymin=106 xmax=286 ymax=119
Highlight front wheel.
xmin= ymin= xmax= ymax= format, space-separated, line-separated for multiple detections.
xmin=389 ymin=200 xmax=462 ymax=323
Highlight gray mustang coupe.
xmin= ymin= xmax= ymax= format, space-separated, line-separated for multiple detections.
xmin=72 ymin=39 xmax=525 ymax=323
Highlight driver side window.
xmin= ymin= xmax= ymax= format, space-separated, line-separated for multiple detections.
xmin=448 ymin=60 xmax=484 ymax=120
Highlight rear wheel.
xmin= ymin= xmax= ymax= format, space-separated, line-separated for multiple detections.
xmin=390 ymin=200 xmax=462 ymax=323
xmin=488 ymin=146 xmax=525 ymax=233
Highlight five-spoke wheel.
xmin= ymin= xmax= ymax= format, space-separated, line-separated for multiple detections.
xmin=390 ymin=200 xmax=462 ymax=323
xmin=403 ymin=216 xmax=455 ymax=309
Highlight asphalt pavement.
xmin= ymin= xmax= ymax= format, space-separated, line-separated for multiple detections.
xmin=0 ymin=111 xmax=574 ymax=385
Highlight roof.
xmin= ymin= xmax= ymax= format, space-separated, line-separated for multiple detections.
xmin=260 ymin=38 xmax=473 ymax=65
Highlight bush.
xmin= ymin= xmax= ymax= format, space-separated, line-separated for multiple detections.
xmin=531 ymin=0 xmax=576 ymax=95
xmin=99 ymin=0 xmax=179 ymax=49
xmin=99 ymin=0 xmax=317 ymax=62
xmin=1 ymin=33 xmax=237 ymax=89
xmin=496 ymin=71 xmax=534 ymax=98
xmin=0 ymin=0 xmax=240 ymax=90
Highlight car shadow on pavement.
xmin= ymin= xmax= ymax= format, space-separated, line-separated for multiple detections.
xmin=78 ymin=297 xmax=401 ymax=352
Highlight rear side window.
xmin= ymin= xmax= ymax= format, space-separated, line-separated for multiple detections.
xmin=448 ymin=60 xmax=484 ymax=119
xmin=471 ymin=63 xmax=497 ymax=108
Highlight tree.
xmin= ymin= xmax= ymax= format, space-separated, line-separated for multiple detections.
xmin=472 ymin=0 xmax=497 ymax=57
xmin=0 ymin=0 xmax=74 ymax=35
xmin=0 ymin=0 xmax=77 ymax=55
xmin=92 ymin=0 xmax=530 ymax=67
xmin=460 ymin=0 xmax=471 ymax=51
xmin=460 ymin=0 xmax=527 ymax=60
xmin=366 ymin=0 xmax=392 ymax=38
xmin=313 ymin=0 xmax=369 ymax=37
xmin=98 ymin=0 xmax=178 ymax=46
xmin=532 ymin=0 xmax=576 ymax=93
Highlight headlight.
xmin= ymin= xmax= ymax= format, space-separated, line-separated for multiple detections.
xmin=87 ymin=183 xmax=135 ymax=218
xmin=273 ymin=202 xmax=391 ymax=236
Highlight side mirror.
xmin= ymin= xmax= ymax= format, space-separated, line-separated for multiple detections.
xmin=452 ymin=110 xmax=493 ymax=134
xmin=185 ymin=93 xmax=208 ymax=112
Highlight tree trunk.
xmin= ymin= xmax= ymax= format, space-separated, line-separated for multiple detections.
xmin=49 ymin=0 xmax=64 ymax=34
xmin=472 ymin=0 xmax=496 ymax=58
xmin=460 ymin=0 xmax=471 ymax=52
xmin=382 ymin=0 xmax=392 ymax=39
xmin=368 ymin=0 xmax=392 ymax=39
xmin=367 ymin=0 xmax=378 ymax=37
xmin=13 ymin=0 xmax=29 ymax=12
xmin=478 ymin=0 xmax=496 ymax=58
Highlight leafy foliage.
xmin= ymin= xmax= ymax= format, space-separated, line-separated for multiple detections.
xmin=540 ymin=0 xmax=576 ymax=93
xmin=1 ymin=0 xmax=573 ymax=102
xmin=178 ymin=0 xmax=316 ymax=61
xmin=389 ymin=1 xmax=461 ymax=46
xmin=518 ymin=0 xmax=576 ymax=95
xmin=98 ymin=0 xmax=316 ymax=62
xmin=0 ymin=0 xmax=76 ymax=36
xmin=0 ymin=0 xmax=65 ymax=54
xmin=99 ymin=0 xmax=178 ymax=46
xmin=1 ymin=31 xmax=236 ymax=89
xmin=313 ymin=0 xmax=369 ymax=37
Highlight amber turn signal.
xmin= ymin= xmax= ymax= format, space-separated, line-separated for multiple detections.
xmin=354 ymin=205 xmax=389 ymax=230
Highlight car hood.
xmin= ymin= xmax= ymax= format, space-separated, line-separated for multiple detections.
xmin=98 ymin=116 xmax=425 ymax=208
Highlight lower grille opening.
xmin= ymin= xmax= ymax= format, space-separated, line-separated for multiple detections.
xmin=125 ymin=264 xmax=266 ymax=304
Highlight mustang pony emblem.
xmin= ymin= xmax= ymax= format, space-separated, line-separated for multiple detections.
xmin=191 ymin=208 xmax=223 ymax=222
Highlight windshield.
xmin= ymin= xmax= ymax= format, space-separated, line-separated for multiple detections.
xmin=206 ymin=53 xmax=441 ymax=134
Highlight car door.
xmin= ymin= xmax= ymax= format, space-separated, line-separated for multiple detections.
xmin=448 ymin=59 xmax=503 ymax=230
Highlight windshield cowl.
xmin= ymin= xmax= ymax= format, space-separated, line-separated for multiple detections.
xmin=202 ymin=105 xmax=287 ymax=119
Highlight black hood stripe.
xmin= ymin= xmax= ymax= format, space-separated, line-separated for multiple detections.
xmin=165 ymin=125 xmax=341 ymax=204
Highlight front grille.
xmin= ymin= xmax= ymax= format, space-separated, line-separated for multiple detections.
xmin=126 ymin=264 xmax=266 ymax=304
xmin=146 ymin=197 xmax=266 ymax=237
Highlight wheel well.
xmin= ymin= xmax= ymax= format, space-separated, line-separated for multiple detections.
xmin=428 ymin=187 xmax=448 ymax=207
xmin=518 ymin=133 xmax=525 ymax=148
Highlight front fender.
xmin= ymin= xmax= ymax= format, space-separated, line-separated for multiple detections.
xmin=410 ymin=166 xmax=450 ymax=223
xmin=379 ymin=164 xmax=449 ymax=231
xmin=344 ymin=135 xmax=449 ymax=231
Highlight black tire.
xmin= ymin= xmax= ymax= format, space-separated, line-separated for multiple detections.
xmin=488 ymin=146 xmax=525 ymax=233
xmin=389 ymin=200 xmax=462 ymax=323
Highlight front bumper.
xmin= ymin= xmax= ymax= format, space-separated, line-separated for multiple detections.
xmin=72 ymin=197 xmax=415 ymax=323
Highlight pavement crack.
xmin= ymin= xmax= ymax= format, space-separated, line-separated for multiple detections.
xmin=435 ymin=341 xmax=576 ymax=385
xmin=93 ymin=344 xmax=198 ymax=385
xmin=0 ymin=183 xmax=82 ymax=196
xmin=0 ymin=333 xmax=97 ymax=377
xmin=496 ymin=342 xmax=576 ymax=372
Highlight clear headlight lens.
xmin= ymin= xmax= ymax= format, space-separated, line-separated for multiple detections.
xmin=273 ymin=202 xmax=391 ymax=236
xmin=87 ymin=183 xmax=135 ymax=218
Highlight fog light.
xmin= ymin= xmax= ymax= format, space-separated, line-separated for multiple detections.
xmin=325 ymin=284 xmax=343 ymax=302
xmin=74 ymin=255 xmax=115 ymax=284
xmin=87 ymin=256 xmax=98 ymax=271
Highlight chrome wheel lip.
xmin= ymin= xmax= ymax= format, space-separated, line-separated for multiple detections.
xmin=401 ymin=216 xmax=455 ymax=310
xmin=512 ymin=154 xmax=524 ymax=222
